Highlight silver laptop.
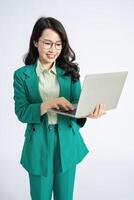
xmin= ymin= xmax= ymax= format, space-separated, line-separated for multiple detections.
xmin=49 ymin=71 xmax=128 ymax=118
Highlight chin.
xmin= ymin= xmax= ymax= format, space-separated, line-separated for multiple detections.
xmin=47 ymin=58 xmax=57 ymax=63
xmin=41 ymin=57 xmax=54 ymax=64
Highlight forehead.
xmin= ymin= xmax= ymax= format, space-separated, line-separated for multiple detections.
xmin=41 ymin=28 xmax=61 ymax=41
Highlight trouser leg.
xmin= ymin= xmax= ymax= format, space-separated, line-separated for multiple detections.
xmin=53 ymin=165 xmax=76 ymax=200
xmin=53 ymin=128 xmax=76 ymax=200
xmin=28 ymin=172 xmax=53 ymax=200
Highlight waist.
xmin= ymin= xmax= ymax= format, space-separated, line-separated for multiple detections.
xmin=48 ymin=124 xmax=58 ymax=131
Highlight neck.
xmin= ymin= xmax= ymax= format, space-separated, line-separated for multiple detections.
xmin=39 ymin=58 xmax=54 ymax=70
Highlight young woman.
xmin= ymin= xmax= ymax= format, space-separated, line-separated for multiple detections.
xmin=13 ymin=16 xmax=106 ymax=200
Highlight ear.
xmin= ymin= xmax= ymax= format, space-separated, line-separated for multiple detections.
xmin=33 ymin=40 xmax=38 ymax=48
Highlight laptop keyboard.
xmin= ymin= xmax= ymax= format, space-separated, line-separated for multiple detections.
xmin=52 ymin=108 xmax=77 ymax=115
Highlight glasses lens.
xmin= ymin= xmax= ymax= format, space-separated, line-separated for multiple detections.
xmin=55 ymin=43 xmax=62 ymax=50
xmin=44 ymin=42 xmax=51 ymax=49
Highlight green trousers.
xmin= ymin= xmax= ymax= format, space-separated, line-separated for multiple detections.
xmin=28 ymin=124 xmax=76 ymax=200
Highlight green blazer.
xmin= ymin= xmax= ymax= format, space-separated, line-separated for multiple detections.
xmin=13 ymin=62 xmax=89 ymax=176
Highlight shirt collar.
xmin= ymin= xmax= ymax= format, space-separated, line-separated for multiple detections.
xmin=36 ymin=59 xmax=57 ymax=76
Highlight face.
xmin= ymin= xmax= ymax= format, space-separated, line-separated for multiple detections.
xmin=34 ymin=28 xmax=62 ymax=65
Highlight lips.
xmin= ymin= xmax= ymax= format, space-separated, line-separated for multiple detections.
xmin=46 ymin=54 xmax=56 ymax=59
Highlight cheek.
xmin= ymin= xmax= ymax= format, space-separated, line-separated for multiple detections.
xmin=56 ymin=51 xmax=62 ymax=58
xmin=38 ymin=48 xmax=47 ymax=56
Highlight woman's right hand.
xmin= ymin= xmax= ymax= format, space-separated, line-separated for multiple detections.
xmin=41 ymin=97 xmax=75 ymax=115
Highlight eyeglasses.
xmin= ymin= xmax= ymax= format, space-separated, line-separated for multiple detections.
xmin=39 ymin=39 xmax=63 ymax=50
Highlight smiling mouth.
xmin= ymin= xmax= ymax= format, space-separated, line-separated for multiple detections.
xmin=47 ymin=54 xmax=56 ymax=59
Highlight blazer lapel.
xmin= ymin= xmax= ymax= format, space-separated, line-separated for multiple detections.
xmin=23 ymin=63 xmax=43 ymax=103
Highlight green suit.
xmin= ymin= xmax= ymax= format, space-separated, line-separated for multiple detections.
xmin=13 ymin=62 xmax=89 ymax=177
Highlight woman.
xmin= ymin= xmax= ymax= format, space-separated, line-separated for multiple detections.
xmin=13 ymin=17 xmax=106 ymax=200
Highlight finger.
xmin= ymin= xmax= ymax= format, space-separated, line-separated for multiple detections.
xmin=55 ymin=104 xmax=60 ymax=109
xmin=89 ymin=114 xmax=98 ymax=118
xmin=92 ymin=104 xmax=103 ymax=118
xmin=93 ymin=105 xmax=100 ymax=117
xmin=99 ymin=104 xmax=106 ymax=115
xmin=62 ymin=99 xmax=74 ymax=110
xmin=88 ymin=111 xmax=98 ymax=118
xmin=98 ymin=104 xmax=104 ymax=115
xmin=61 ymin=103 xmax=73 ymax=111
xmin=87 ymin=114 xmax=95 ymax=118
xmin=61 ymin=104 xmax=69 ymax=110
xmin=95 ymin=103 xmax=103 ymax=116
xmin=65 ymin=103 xmax=74 ymax=110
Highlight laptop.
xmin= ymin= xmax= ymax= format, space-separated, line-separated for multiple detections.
xmin=49 ymin=71 xmax=128 ymax=118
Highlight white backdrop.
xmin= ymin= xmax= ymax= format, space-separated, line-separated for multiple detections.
xmin=0 ymin=0 xmax=134 ymax=199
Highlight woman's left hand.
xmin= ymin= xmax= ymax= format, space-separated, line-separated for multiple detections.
xmin=86 ymin=103 xmax=106 ymax=119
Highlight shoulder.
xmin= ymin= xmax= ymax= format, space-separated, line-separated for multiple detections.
xmin=13 ymin=64 xmax=35 ymax=80
xmin=14 ymin=65 xmax=30 ymax=75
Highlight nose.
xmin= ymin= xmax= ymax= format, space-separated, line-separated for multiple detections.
xmin=49 ymin=43 xmax=56 ymax=52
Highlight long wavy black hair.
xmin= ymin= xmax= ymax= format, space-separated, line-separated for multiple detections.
xmin=23 ymin=17 xmax=80 ymax=82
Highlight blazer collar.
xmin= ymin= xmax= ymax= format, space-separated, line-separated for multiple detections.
xmin=23 ymin=62 xmax=65 ymax=77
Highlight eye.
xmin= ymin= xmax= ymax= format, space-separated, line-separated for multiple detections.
xmin=56 ymin=43 xmax=62 ymax=46
xmin=45 ymin=42 xmax=51 ymax=45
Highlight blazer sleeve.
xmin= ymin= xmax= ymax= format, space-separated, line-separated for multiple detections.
xmin=71 ymin=78 xmax=87 ymax=128
xmin=13 ymin=70 xmax=43 ymax=124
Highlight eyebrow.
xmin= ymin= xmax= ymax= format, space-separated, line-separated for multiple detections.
xmin=42 ymin=39 xmax=62 ymax=42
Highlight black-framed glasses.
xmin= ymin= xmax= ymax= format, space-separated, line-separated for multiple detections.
xmin=39 ymin=39 xmax=63 ymax=50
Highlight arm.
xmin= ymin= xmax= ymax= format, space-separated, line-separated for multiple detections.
xmin=13 ymin=71 xmax=44 ymax=123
